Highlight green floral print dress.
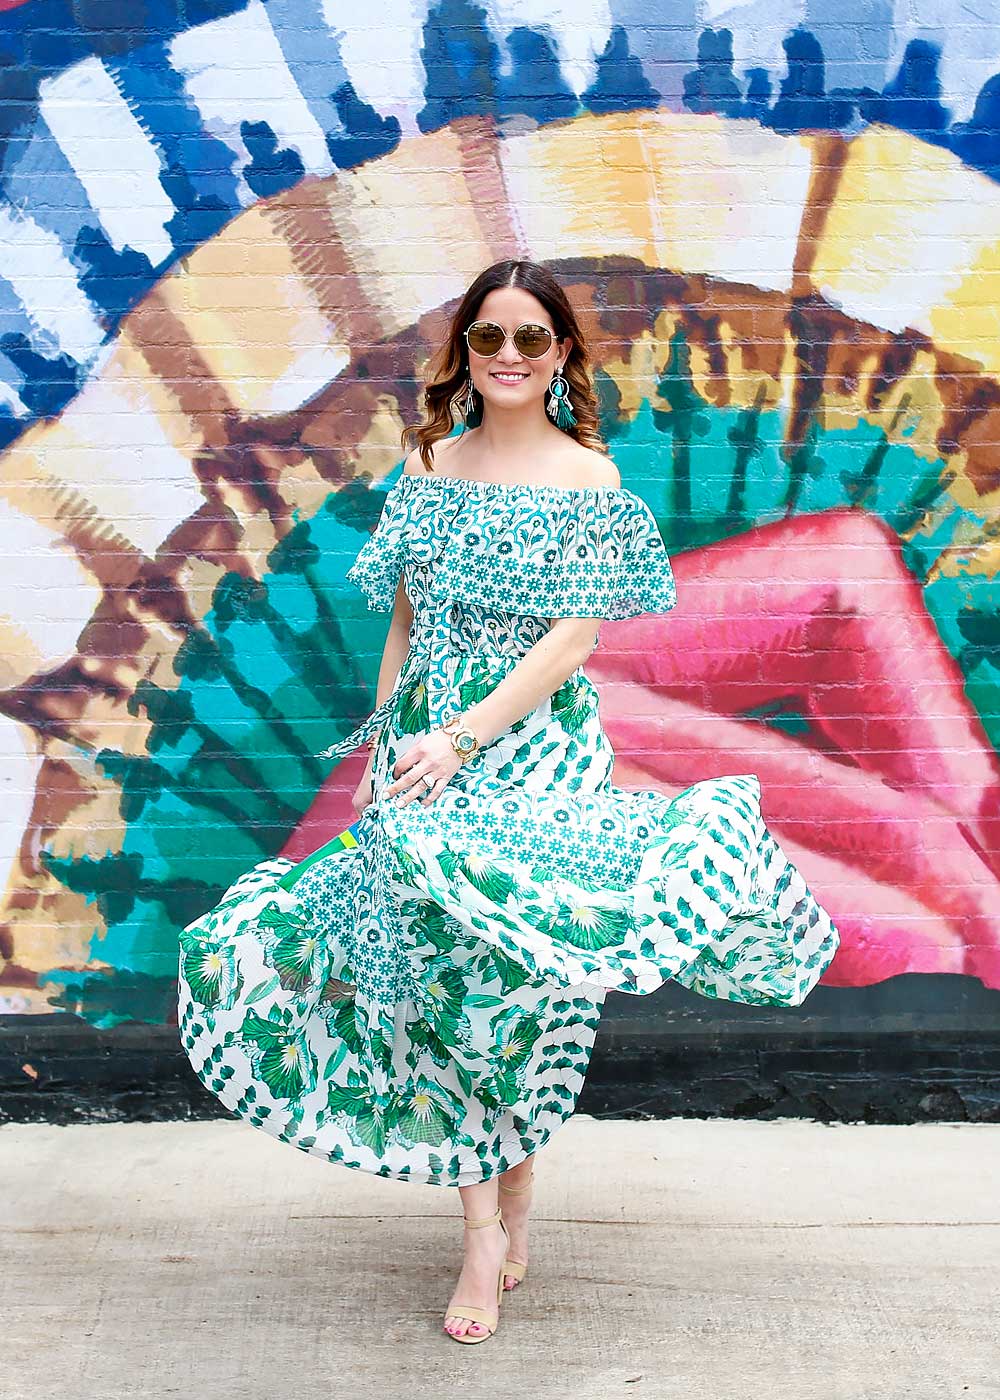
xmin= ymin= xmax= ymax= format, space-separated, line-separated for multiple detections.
xmin=177 ymin=470 xmax=840 ymax=1186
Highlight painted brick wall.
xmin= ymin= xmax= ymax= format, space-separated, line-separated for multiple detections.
xmin=1 ymin=2 xmax=999 ymax=1103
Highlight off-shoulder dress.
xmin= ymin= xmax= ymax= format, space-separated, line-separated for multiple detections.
xmin=177 ymin=471 xmax=840 ymax=1185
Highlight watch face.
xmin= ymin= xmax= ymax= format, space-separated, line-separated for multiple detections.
xmin=456 ymin=732 xmax=476 ymax=753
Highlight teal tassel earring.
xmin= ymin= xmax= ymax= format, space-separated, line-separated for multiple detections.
xmin=546 ymin=368 xmax=577 ymax=429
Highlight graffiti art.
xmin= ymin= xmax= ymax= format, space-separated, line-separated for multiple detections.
xmin=1 ymin=1 xmax=999 ymax=1027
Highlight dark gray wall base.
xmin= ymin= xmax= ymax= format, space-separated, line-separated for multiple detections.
xmin=2 ymin=973 xmax=999 ymax=1125
xmin=578 ymin=1027 xmax=1000 ymax=1123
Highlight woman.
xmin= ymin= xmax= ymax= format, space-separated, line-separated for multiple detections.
xmin=177 ymin=259 xmax=840 ymax=1345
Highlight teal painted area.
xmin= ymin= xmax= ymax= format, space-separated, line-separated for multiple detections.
xmin=36 ymin=969 xmax=181 ymax=1029
xmin=44 ymin=896 xmax=181 ymax=984
xmin=40 ymin=491 xmax=390 ymax=1027
xmin=967 ymin=670 xmax=1000 ymax=750
xmin=105 ymin=783 xmax=276 ymax=883
xmin=924 ymin=564 xmax=1000 ymax=750
xmin=740 ymin=701 xmax=813 ymax=739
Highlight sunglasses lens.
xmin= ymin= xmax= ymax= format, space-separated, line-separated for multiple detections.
xmin=513 ymin=324 xmax=553 ymax=357
xmin=467 ymin=322 xmax=505 ymax=355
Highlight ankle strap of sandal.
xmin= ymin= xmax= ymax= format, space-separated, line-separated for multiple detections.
xmin=462 ymin=1205 xmax=502 ymax=1229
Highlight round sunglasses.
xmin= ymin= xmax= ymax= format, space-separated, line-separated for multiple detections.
xmin=464 ymin=320 xmax=555 ymax=359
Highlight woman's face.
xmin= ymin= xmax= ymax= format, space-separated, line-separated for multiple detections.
xmin=465 ymin=287 xmax=572 ymax=415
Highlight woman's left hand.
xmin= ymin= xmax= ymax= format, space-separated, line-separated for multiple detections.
xmin=384 ymin=728 xmax=465 ymax=805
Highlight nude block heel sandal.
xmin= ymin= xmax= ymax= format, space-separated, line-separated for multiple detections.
xmin=443 ymin=1205 xmax=510 ymax=1344
xmin=497 ymin=1171 xmax=534 ymax=1288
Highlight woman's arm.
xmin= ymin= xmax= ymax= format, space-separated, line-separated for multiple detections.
xmin=460 ymin=617 xmax=601 ymax=748
xmin=361 ymin=575 xmax=413 ymax=770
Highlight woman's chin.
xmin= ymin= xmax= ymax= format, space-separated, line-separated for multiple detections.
xmin=481 ymin=389 xmax=538 ymax=410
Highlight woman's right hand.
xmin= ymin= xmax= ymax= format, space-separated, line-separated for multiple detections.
xmin=351 ymin=756 xmax=374 ymax=817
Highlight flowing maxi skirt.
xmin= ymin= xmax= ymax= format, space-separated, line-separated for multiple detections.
xmin=177 ymin=640 xmax=840 ymax=1187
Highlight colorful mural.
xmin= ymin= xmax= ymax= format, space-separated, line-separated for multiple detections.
xmin=1 ymin=0 xmax=999 ymax=1030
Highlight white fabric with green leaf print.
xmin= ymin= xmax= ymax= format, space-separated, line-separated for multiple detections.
xmin=177 ymin=469 xmax=840 ymax=1186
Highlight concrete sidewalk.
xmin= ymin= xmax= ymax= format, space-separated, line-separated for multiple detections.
xmin=3 ymin=1115 xmax=998 ymax=1400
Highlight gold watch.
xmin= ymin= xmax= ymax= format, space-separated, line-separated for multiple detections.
xmin=440 ymin=712 xmax=481 ymax=762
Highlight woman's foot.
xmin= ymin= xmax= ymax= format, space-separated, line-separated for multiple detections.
xmin=498 ymin=1165 xmax=534 ymax=1290
xmin=443 ymin=1215 xmax=509 ymax=1340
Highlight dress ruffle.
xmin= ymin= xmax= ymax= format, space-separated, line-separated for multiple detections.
xmin=346 ymin=471 xmax=678 ymax=620
xmin=374 ymin=771 xmax=835 ymax=1008
xmin=176 ymin=768 xmax=839 ymax=1176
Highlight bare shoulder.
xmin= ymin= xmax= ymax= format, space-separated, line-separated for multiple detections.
xmin=566 ymin=445 xmax=620 ymax=491
xmin=402 ymin=436 xmax=456 ymax=476
xmin=401 ymin=444 xmax=427 ymax=476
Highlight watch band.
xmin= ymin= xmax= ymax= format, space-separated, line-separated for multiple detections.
xmin=440 ymin=712 xmax=480 ymax=761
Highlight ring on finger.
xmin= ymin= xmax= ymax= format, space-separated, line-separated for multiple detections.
xmin=421 ymin=772 xmax=435 ymax=790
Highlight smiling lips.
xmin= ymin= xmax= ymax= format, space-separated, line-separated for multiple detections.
xmin=491 ymin=371 xmax=529 ymax=383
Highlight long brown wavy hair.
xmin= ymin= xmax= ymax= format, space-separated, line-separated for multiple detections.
xmin=400 ymin=260 xmax=609 ymax=470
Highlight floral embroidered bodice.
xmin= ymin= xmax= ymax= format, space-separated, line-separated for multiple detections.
xmin=319 ymin=470 xmax=678 ymax=760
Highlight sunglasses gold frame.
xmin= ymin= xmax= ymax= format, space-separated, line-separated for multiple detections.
xmin=464 ymin=320 xmax=556 ymax=360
